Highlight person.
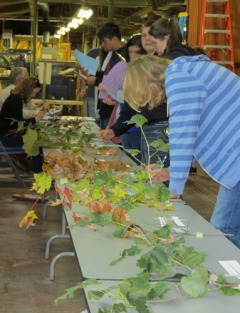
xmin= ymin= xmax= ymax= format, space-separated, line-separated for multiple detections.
xmin=83 ymin=23 xmax=125 ymax=130
xmin=123 ymin=53 xmax=240 ymax=249
xmin=0 ymin=67 xmax=28 ymax=111
xmin=100 ymin=18 xmax=195 ymax=167
xmin=0 ymin=76 xmax=47 ymax=174
xmin=193 ymin=46 xmax=206 ymax=56
xmin=80 ymin=47 xmax=101 ymax=119
xmin=99 ymin=35 xmax=144 ymax=163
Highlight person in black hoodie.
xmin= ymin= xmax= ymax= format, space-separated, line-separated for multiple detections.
xmin=83 ymin=23 xmax=125 ymax=130
xmin=100 ymin=18 xmax=195 ymax=168
xmin=0 ymin=76 xmax=46 ymax=173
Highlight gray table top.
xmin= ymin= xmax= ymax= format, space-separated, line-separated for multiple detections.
xmin=83 ymin=280 xmax=240 ymax=313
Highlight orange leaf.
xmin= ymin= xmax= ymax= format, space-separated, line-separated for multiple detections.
xmin=55 ymin=183 xmax=64 ymax=195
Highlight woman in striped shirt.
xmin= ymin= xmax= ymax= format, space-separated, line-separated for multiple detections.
xmin=123 ymin=54 xmax=240 ymax=249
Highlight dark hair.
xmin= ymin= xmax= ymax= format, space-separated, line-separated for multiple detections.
xmin=11 ymin=76 xmax=41 ymax=102
xmin=148 ymin=18 xmax=182 ymax=57
xmin=123 ymin=35 xmax=145 ymax=62
xmin=193 ymin=46 xmax=206 ymax=55
xmin=97 ymin=23 xmax=121 ymax=41
xmin=142 ymin=20 xmax=154 ymax=30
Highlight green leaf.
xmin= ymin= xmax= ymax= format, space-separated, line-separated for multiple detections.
xmin=98 ymin=308 xmax=111 ymax=313
xmin=133 ymin=236 xmax=140 ymax=246
xmin=60 ymin=177 xmax=68 ymax=185
xmin=93 ymin=172 xmax=109 ymax=187
xmin=132 ymin=182 xmax=146 ymax=193
xmin=153 ymin=224 xmax=171 ymax=239
xmin=150 ymin=139 xmax=170 ymax=152
xmin=146 ymin=281 xmax=169 ymax=300
xmin=216 ymin=274 xmax=240 ymax=296
xmin=122 ymin=245 xmax=143 ymax=258
xmin=125 ymin=114 xmax=148 ymax=127
xmin=149 ymin=245 xmax=169 ymax=270
xmin=168 ymin=236 xmax=185 ymax=248
xmin=127 ymin=295 xmax=150 ymax=313
xmin=156 ymin=186 xmax=170 ymax=203
xmin=145 ymin=186 xmax=158 ymax=196
xmin=183 ymin=246 xmax=194 ymax=258
xmin=112 ymin=303 xmax=127 ymax=313
xmin=119 ymin=199 xmax=137 ymax=213
xmin=111 ymin=226 xmax=128 ymax=239
xmin=183 ymin=251 xmax=207 ymax=268
xmin=134 ymin=170 xmax=149 ymax=180
xmin=22 ymin=128 xmax=40 ymax=156
xmin=181 ymin=267 xmax=209 ymax=298
xmin=88 ymin=211 xmax=112 ymax=227
xmin=125 ymin=149 xmax=141 ymax=156
xmin=109 ymin=257 xmax=125 ymax=267
xmin=172 ymin=273 xmax=187 ymax=279
xmin=88 ymin=290 xmax=105 ymax=301
xmin=123 ymin=274 xmax=151 ymax=296
xmin=37 ymin=173 xmax=52 ymax=194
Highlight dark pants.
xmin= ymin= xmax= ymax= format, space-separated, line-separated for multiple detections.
xmin=121 ymin=132 xmax=141 ymax=165
xmin=1 ymin=132 xmax=43 ymax=173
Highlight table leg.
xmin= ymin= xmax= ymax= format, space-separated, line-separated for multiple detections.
xmin=45 ymin=211 xmax=70 ymax=259
xmin=50 ymin=252 xmax=75 ymax=280
xmin=43 ymin=190 xmax=59 ymax=220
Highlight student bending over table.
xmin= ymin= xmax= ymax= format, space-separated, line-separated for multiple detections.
xmin=0 ymin=76 xmax=47 ymax=173
xmin=123 ymin=54 xmax=240 ymax=249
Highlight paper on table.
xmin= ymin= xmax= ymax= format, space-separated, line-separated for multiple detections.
xmin=219 ymin=261 xmax=240 ymax=280
xmin=172 ymin=216 xmax=185 ymax=227
xmin=98 ymin=61 xmax=127 ymax=99
xmin=75 ymin=49 xmax=99 ymax=75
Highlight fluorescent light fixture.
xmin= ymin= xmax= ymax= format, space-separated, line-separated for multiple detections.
xmin=57 ymin=30 xmax=65 ymax=35
xmin=72 ymin=18 xmax=84 ymax=25
xmin=78 ymin=8 xmax=93 ymax=19
xmin=54 ymin=34 xmax=60 ymax=38
xmin=68 ymin=22 xmax=78 ymax=28
xmin=61 ymin=27 xmax=70 ymax=32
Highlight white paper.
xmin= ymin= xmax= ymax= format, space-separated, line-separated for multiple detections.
xmin=80 ymin=73 xmax=87 ymax=78
xmin=172 ymin=228 xmax=185 ymax=233
xmin=158 ymin=217 xmax=167 ymax=227
xmin=172 ymin=216 xmax=185 ymax=227
xmin=219 ymin=261 xmax=240 ymax=280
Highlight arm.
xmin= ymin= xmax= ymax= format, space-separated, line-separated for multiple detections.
xmin=165 ymin=70 xmax=207 ymax=195
xmin=111 ymin=101 xmax=137 ymax=137
xmin=94 ymin=71 xmax=104 ymax=86
xmin=106 ymin=90 xmax=124 ymax=103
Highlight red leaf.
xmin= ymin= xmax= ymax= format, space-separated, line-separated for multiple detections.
xmin=64 ymin=186 xmax=73 ymax=202
xmin=55 ymin=183 xmax=64 ymax=195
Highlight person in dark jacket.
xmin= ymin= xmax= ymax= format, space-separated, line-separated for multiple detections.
xmin=100 ymin=18 xmax=195 ymax=168
xmin=0 ymin=76 xmax=46 ymax=173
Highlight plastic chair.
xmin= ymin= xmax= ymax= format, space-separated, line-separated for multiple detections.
xmin=0 ymin=140 xmax=26 ymax=187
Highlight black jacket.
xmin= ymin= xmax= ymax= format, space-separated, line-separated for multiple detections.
xmin=0 ymin=93 xmax=36 ymax=137
xmin=111 ymin=44 xmax=196 ymax=137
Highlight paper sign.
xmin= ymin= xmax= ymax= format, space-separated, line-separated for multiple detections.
xmin=158 ymin=217 xmax=167 ymax=227
xmin=75 ymin=49 xmax=99 ymax=75
xmin=172 ymin=216 xmax=185 ymax=227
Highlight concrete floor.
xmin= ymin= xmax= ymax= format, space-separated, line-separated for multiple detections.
xmin=0 ymin=161 xmax=219 ymax=313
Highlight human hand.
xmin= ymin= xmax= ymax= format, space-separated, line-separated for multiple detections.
xmin=99 ymin=128 xmax=115 ymax=142
xmin=80 ymin=89 xmax=87 ymax=100
xmin=170 ymin=194 xmax=181 ymax=199
xmin=84 ymin=76 xmax=96 ymax=85
xmin=35 ymin=109 xmax=47 ymax=121
xmin=149 ymin=165 xmax=170 ymax=182
xmin=80 ymin=66 xmax=90 ymax=77
xmin=99 ymin=83 xmax=107 ymax=93
xmin=103 ymin=95 xmax=116 ymax=106
xmin=54 ymin=110 xmax=62 ymax=116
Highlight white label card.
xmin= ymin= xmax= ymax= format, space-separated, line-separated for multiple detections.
xmin=172 ymin=216 xmax=185 ymax=227
xmin=158 ymin=217 xmax=167 ymax=227
xmin=219 ymin=261 xmax=240 ymax=280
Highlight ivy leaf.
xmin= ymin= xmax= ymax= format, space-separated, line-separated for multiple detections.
xmin=112 ymin=303 xmax=127 ymax=313
xmin=127 ymin=294 xmax=150 ymax=313
xmin=123 ymin=274 xmax=151 ymax=296
xmin=125 ymin=114 xmax=148 ymax=127
xmin=181 ymin=267 xmax=209 ymax=298
xmin=88 ymin=290 xmax=105 ymax=301
xmin=216 ymin=274 xmax=240 ymax=296
xmin=149 ymin=245 xmax=169 ymax=271
xmin=150 ymin=139 xmax=170 ymax=152
xmin=183 ymin=251 xmax=207 ymax=268
xmin=119 ymin=199 xmax=136 ymax=213
xmin=111 ymin=226 xmax=128 ymax=239
xmin=146 ymin=281 xmax=170 ymax=300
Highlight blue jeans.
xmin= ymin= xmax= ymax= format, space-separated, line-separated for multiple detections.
xmin=87 ymin=97 xmax=96 ymax=119
xmin=141 ymin=121 xmax=169 ymax=165
xmin=99 ymin=118 xmax=110 ymax=130
xmin=121 ymin=132 xmax=141 ymax=165
xmin=210 ymin=180 xmax=240 ymax=249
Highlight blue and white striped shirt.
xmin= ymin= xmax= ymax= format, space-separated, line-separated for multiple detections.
xmin=165 ymin=55 xmax=240 ymax=195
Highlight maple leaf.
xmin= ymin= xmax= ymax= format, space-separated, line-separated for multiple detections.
xmin=50 ymin=198 xmax=63 ymax=206
xmin=75 ymin=189 xmax=89 ymax=204
xmin=112 ymin=207 xmax=128 ymax=224
xmin=22 ymin=128 xmax=39 ymax=156
xmin=30 ymin=173 xmax=52 ymax=194
xmin=19 ymin=210 xmax=39 ymax=229
xmin=72 ymin=212 xmax=96 ymax=231
xmin=64 ymin=186 xmax=73 ymax=202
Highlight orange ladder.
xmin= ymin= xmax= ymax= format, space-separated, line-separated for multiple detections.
xmin=199 ymin=0 xmax=235 ymax=73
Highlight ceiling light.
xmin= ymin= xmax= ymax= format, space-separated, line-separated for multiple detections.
xmin=57 ymin=30 xmax=65 ymax=35
xmin=68 ymin=22 xmax=78 ymax=29
xmin=72 ymin=18 xmax=84 ymax=25
xmin=54 ymin=34 xmax=60 ymax=38
xmin=78 ymin=8 xmax=93 ymax=19
xmin=61 ymin=27 xmax=70 ymax=32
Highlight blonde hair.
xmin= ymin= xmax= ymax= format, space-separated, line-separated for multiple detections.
xmin=123 ymin=54 xmax=171 ymax=111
